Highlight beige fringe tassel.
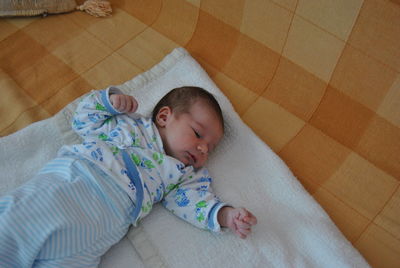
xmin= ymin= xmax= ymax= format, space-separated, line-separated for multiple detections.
xmin=77 ymin=0 xmax=112 ymax=17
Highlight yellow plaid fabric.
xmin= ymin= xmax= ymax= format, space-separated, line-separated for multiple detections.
xmin=0 ymin=1 xmax=399 ymax=267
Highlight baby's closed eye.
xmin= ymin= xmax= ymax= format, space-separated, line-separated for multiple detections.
xmin=192 ymin=128 xmax=201 ymax=138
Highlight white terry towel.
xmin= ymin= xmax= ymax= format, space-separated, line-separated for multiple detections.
xmin=0 ymin=48 xmax=369 ymax=268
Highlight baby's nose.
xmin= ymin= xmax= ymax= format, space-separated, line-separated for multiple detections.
xmin=197 ymin=144 xmax=208 ymax=154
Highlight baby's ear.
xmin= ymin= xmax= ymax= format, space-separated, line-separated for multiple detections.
xmin=156 ymin=106 xmax=172 ymax=127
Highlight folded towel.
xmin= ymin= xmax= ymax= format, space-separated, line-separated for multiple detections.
xmin=0 ymin=48 xmax=369 ymax=268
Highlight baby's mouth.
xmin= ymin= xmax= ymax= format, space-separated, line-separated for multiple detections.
xmin=187 ymin=151 xmax=196 ymax=166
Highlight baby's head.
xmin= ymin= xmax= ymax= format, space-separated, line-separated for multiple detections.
xmin=152 ymin=86 xmax=224 ymax=169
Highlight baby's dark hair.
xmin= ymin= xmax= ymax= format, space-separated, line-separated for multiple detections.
xmin=152 ymin=86 xmax=224 ymax=129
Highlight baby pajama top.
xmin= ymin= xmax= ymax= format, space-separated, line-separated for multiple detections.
xmin=64 ymin=87 xmax=226 ymax=229
xmin=0 ymin=87 xmax=226 ymax=267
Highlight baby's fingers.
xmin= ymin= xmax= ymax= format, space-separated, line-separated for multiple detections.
xmin=128 ymin=96 xmax=138 ymax=113
xmin=235 ymin=229 xmax=246 ymax=239
xmin=236 ymin=228 xmax=251 ymax=239
xmin=119 ymin=97 xmax=127 ymax=112
xmin=110 ymin=94 xmax=138 ymax=113
xmin=243 ymin=212 xmax=257 ymax=226
xmin=110 ymin=95 xmax=121 ymax=109
xmin=111 ymin=95 xmax=127 ymax=111
xmin=234 ymin=218 xmax=250 ymax=229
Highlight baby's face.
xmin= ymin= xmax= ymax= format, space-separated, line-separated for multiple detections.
xmin=157 ymin=100 xmax=224 ymax=169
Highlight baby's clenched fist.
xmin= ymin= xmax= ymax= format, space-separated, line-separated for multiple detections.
xmin=218 ymin=206 xmax=257 ymax=239
xmin=110 ymin=94 xmax=138 ymax=114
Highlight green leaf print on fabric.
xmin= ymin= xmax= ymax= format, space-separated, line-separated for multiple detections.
xmin=165 ymin=183 xmax=179 ymax=196
xmin=111 ymin=146 xmax=119 ymax=155
xmin=104 ymin=117 xmax=112 ymax=124
xmin=95 ymin=103 xmax=107 ymax=111
xmin=197 ymin=212 xmax=205 ymax=222
xmin=130 ymin=154 xmax=155 ymax=170
xmin=98 ymin=133 xmax=109 ymax=141
xmin=143 ymin=160 xmax=155 ymax=169
xmin=196 ymin=201 xmax=208 ymax=223
xmin=167 ymin=183 xmax=178 ymax=191
xmin=165 ymin=176 xmax=185 ymax=196
xmin=196 ymin=201 xmax=208 ymax=209
xmin=131 ymin=153 xmax=141 ymax=166
xmin=152 ymin=152 xmax=164 ymax=165
xmin=141 ymin=201 xmax=152 ymax=213
xmin=130 ymin=131 xmax=141 ymax=147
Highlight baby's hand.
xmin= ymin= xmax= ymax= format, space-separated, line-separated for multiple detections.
xmin=110 ymin=94 xmax=138 ymax=113
xmin=218 ymin=207 xmax=257 ymax=239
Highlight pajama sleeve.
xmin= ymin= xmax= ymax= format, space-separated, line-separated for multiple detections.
xmin=72 ymin=87 xmax=124 ymax=139
xmin=162 ymin=168 xmax=227 ymax=233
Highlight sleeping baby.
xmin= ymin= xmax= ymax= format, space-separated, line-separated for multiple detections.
xmin=0 ymin=86 xmax=257 ymax=267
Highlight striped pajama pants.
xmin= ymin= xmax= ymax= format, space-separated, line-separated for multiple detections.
xmin=0 ymin=157 xmax=136 ymax=268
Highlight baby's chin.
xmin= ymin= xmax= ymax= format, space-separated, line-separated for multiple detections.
xmin=180 ymin=157 xmax=203 ymax=169
xmin=168 ymin=153 xmax=191 ymax=168
xmin=167 ymin=150 xmax=204 ymax=169
xmin=187 ymin=160 xmax=205 ymax=170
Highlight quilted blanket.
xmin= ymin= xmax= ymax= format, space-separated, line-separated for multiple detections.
xmin=0 ymin=47 xmax=369 ymax=268
xmin=1 ymin=1 xmax=399 ymax=266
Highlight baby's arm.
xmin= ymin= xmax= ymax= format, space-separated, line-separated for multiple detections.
xmin=217 ymin=206 xmax=257 ymax=239
xmin=162 ymin=169 xmax=227 ymax=232
xmin=72 ymin=87 xmax=137 ymax=138
xmin=162 ymin=168 xmax=257 ymax=237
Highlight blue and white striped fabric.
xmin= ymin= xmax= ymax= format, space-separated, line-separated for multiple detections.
xmin=0 ymin=157 xmax=136 ymax=268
